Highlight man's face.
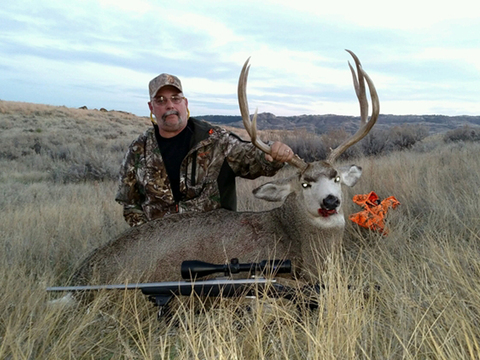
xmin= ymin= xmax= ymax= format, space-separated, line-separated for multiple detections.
xmin=148 ymin=85 xmax=189 ymax=138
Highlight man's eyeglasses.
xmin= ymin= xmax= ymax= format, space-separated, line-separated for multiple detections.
xmin=153 ymin=95 xmax=185 ymax=106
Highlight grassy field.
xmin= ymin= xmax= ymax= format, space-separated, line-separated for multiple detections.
xmin=1 ymin=100 xmax=480 ymax=359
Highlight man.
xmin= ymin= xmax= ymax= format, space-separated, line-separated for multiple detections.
xmin=116 ymin=73 xmax=294 ymax=227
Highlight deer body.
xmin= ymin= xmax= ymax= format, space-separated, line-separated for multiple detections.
xmin=69 ymin=50 xmax=378 ymax=288
xmin=72 ymin=162 xmax=361 ymax=285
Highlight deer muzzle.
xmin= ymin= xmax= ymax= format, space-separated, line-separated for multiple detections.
xmin=318 ymin=195 xmax=340 ymax=217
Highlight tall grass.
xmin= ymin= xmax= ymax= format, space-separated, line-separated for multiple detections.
xmin=1 ymin=101 xmax=480 ymax=358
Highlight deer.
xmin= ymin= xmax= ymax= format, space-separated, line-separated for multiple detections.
xmin=68 ymin=50 xmax=379 ymax=290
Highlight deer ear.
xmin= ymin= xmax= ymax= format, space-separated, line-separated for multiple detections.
xmin=252 ymin=179 xmax=293 ymax=202
xmin=338 ymin=165 xmax=362 ymax=187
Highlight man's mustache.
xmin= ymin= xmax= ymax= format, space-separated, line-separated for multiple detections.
xmin=162 ymin=110 xmax=180 ymax=121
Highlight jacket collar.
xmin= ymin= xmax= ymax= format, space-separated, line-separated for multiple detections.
xmin=151 ymin=117 xmax=218 ymax=151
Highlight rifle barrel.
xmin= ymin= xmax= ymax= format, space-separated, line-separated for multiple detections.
xmin=46 ymin=278 xmax=274 ymax=293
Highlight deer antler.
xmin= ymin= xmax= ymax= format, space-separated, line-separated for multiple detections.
xmin=326 ymin=50 xmax=380 ymax=164
xmin=238 ymin=58 xmax=308 ymax=172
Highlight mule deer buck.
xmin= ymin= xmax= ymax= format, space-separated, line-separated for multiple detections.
xmin=70 ymin=50 xmax=379 ymax=287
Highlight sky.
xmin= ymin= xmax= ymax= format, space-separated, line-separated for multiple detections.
xmin=1 ymin=0 xmax=479 ymax=118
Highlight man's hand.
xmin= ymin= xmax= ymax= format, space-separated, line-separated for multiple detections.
xmin=265 ymin=141 xmax=294 ymax=163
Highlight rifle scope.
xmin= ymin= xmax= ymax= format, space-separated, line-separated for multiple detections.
xmin=181 ymin=258 xmax=291 ymax=280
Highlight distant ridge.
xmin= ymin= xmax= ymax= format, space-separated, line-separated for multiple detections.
xmin=199 ymin=112 xmax=480 ymax=135
xmin=1 ymin=100 xmax=478 ymax=136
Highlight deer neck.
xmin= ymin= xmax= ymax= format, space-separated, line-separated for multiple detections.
xmin=269 ymin=193 xmax=344 ymax=282
xmin=272 ymin=193 xmax=326 ymax=239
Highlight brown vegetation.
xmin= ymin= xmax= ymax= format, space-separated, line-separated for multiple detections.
xmin=201 ymin=112 xmax=480 ymax=134
xmin=444 ymin=125 xmax=480 ymax=143
xmin=1 ymin=101 xmax=480 ymax=358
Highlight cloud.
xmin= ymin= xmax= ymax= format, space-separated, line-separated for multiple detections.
xmin=1 ymin=0 xmax=479 ymax=117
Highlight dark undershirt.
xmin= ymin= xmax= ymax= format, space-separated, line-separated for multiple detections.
xmin=157 ymin=124 xmax=193 ymax=203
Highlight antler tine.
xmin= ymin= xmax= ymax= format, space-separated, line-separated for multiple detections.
xmin=347 ymin=49 xmax=368 ymax=124
xmin=326 ymin=50 xmax=380 ymax=164
xmin=238 ymin=58 xmax=308 ymax=171
xmin=238 ymin=58 xmax=271 ymax=154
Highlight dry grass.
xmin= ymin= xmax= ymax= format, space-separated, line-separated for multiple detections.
xmin=1 ymin=101 xmax=480 ymax=359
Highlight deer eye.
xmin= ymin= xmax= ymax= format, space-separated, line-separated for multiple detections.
xmin=302 ymin=183 xmax=311 ymax=189
xmin=334 ymin=176 xmax=341 ymax=183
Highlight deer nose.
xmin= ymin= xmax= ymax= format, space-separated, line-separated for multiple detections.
xmin=323 ymin=195 xmax=340 ymax=210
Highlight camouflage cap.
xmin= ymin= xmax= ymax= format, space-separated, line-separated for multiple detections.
xmin=149 ymin=73 xmax=183 ymax=100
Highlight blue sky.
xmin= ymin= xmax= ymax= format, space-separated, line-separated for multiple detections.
xmin=1 ymin=0 xmax=479 ymax=117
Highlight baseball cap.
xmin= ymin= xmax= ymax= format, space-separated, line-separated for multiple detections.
xmin=149 ymin=73 xmax=183 ymax=100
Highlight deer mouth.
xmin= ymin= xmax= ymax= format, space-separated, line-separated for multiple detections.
xmin=318 ymin=208 xmax=338 ymax=217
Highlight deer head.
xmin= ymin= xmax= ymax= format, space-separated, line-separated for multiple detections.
xmin=238 ymin=50 xmax=379 ymax=229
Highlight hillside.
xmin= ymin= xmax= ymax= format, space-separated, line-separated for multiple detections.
xmin=2 ymin=99 xmax=478 ymax=177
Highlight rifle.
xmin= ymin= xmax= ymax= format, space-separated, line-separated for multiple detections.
xmin=47 ymin=258 xmax=294 ymax=318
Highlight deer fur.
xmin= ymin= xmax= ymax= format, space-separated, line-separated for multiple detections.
xmin=71 ymin=162 xmax=362 ymax=286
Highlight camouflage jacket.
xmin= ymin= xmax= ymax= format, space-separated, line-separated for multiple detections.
xmin=115 ymin=117 xmax=284 ymax=227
